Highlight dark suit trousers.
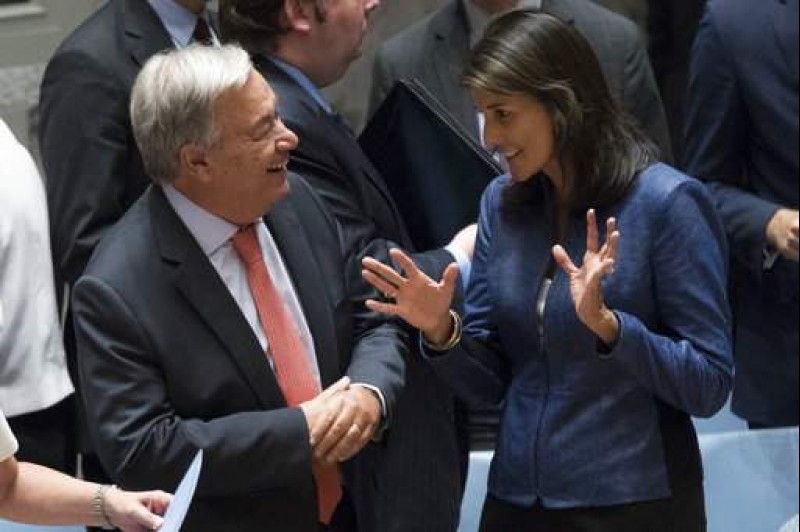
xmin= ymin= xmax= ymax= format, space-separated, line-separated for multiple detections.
xmin=480 ymin=484 xmax=706 ymax=532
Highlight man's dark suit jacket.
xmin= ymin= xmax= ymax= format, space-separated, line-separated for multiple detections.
xmin=39 ymin=0 xmax=176 ymax=294
xmin=684 ymin=0 xmax=799 ymax=427
xmin=72 ymin=176 xmax=406 ymax=531
xmin=370 ymin=0 xmax=672 ymax=161
xmin=38 ymin=0 xmax=182 ymax=458
xmin=253 ymin=55 xmax=465 ymax=532
xmin=647 ymin=0 xmax=706 ymax=163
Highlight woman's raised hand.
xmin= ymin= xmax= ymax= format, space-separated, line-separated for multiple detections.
xmin=552 ymin=209 xmax=620 ymax=346
xmin=362 ymin=248 xmax=460 ymax=344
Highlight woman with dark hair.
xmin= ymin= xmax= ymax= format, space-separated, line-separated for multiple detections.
xmin=361 ymin=10 xmax=732 ymax=532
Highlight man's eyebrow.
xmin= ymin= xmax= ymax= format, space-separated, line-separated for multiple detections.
xmin=252 ymin=112 xmax=276 ymax=133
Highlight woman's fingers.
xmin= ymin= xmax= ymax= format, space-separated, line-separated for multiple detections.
xmin=365 ymin=298 xmax=401 ymax=316
xmin=586 ymin=209 xmax=599 ymax=253
xmin=552 ymin=245 xmax=578 ymax=274
xmin=361 ymin=256 xmax=407 ymax=289
xmin=362 ymin=269 xmax=401 ymax=298
xmin=605 ymin=230 xmax=619 ymax=264
xmin=389 ymin=248 xmax=426 ymax=281
xmin=441 ymin=263 xmax=460 ymax=295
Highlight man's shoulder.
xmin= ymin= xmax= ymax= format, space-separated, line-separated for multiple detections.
xmin=82 ymin=191 xmax=155 ymax=284
xmin=560 ymin=0 xmax=639 ymax=45
xmin=50 ymin=1 xmax=123 ymax=60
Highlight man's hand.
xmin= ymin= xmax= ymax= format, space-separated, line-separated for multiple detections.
xmin=766 ymin=208 xmax=799 ymax=262
xmin=312 ymin=386 xmax=382 ymax=465
xmin=300 ymin=377 xmax=350 ymax=447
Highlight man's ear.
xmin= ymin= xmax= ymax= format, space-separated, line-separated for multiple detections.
xmin=284 ymin=0 xmax=313 ymax=33
xmin=180 ymin=143 xmax=212 ymax=183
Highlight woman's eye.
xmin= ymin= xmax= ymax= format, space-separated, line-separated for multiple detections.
xmin=496 ymin=110 xmax=512 ymax=122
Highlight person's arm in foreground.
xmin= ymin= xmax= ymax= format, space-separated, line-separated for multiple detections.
xmin=0 ymin=456 xmax=170 ymax=531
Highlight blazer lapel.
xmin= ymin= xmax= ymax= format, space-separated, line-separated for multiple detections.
xmin=122 ymin=0 xmax=174 ymax=68
xmin=264 ymin=198 xmax=341 ymax=387
xmin=149 ymin=187 xmax=287 ymax=408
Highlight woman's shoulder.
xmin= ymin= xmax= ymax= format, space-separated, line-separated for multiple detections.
xmin=630 ymin=163 xmax=706 ymax=205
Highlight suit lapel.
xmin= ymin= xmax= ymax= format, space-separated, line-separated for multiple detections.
xmin=264 ymin=197 xmax=341 ymax=387
xmin=122 ymin=0 xmax=175 ymax=68
xmin=149 ymin=187 xmax=287 ymax=408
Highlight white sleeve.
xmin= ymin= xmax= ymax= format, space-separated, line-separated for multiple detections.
xmin=0 ymin=410 xmax=19 ymax=461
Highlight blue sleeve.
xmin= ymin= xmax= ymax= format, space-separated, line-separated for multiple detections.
xmin=683 ymin=4 xmax=778 ymax=272
xmin=607 ymin=179 xmax=733 ymax=417
xmin=423 ymin=179 xmax=509 ymax=408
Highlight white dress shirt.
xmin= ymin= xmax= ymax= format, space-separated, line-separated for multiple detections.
xmin=0 ymin=120 xmax=73 ymax=417
xmin=0 ymin=409 xmax=18 ymax=462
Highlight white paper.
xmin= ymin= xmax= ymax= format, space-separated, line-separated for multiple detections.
xmin=160 ymin=450 xmax=203 ymax=532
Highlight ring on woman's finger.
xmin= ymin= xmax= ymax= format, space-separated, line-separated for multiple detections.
xmin=350 ymin=423 xmax=361 ymax=434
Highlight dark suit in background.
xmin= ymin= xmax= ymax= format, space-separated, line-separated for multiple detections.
xmin=73 ymin=177 xmax=406 ymax=531
xmin=370 ymin=0 xmax=672 ymax=160
xmin=684 ymin=0 xmax=799 ymax=428
xmin=38 ymin=0 xmax=174 ymax=483
xmin=253 ymin=55 xmax=466 ymax=532
xmin=647 ymin=0 xmax=706 ymax=164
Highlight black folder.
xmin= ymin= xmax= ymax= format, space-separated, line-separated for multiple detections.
xmin=359 ymin=79 xmax=503 ymax=251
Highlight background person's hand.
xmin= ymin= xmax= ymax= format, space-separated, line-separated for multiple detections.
xmin=103 ymin=487 xmax=171 ymax=531
xmin=766 ymin=208 xmax=799 ymax=262
xmin=362 ymin=248 xmax=459 ymax=345
xmin=552 ymin=209 xmax=620 ymax=346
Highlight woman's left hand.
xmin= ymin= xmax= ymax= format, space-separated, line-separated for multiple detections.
xmin=104 ymin=487 xmax=172 ymax=531
xmin=552 ymin=209 xmax=620 ymax=346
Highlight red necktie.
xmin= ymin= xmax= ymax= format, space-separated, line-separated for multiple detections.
xmin=192 ymin=17 xmax=214 ymax=46
xmin=232 ymin=225 xmax=342 ymax=524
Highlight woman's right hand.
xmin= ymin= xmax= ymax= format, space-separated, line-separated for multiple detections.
xmin=361 ymin=248 xmax=460 ymax=345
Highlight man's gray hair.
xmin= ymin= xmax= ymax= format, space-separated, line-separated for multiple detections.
xmin=130 ymin=44 xmax=252 ymax=184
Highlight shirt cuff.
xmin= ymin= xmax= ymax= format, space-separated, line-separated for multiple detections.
xmin=445 ymin=244 xmax=472 ymax=290
xmin=352 ymin=383 xmax=389 ymax=440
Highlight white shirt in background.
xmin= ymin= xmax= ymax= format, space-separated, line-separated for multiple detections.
xmin=0 ymin=120 xmax=73 ymax=417
xmin=0 ymin=409 xmax=19 ymax=462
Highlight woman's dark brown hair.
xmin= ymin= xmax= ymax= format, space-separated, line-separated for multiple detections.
xmin=463 ymin=10 xmax=658 ymax=213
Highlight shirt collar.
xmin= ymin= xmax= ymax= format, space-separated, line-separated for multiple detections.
xmin=148 ymin=0 xmax=209 ymax=49
xmin=162 ymin=185 xmax=239 ymax=256
xmin=464 ymin=0 xmax=543 ymax=47
xmin=269 ymin=56 xmax=333 ymax=114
